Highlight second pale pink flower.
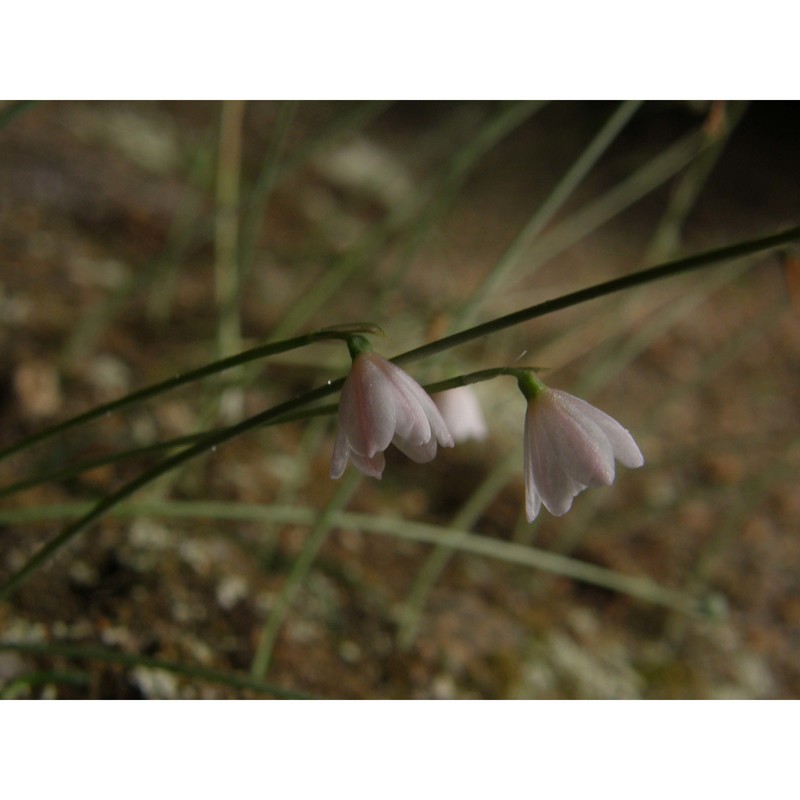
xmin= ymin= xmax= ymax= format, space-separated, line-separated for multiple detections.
xmin=523 ymin=387 xmax=644 ymax=521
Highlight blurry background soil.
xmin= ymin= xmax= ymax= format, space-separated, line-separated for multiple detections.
xmin=0 ymin=100 xmax=799 ymax=698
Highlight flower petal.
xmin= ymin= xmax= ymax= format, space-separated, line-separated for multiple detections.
xmin=350 ymin=448 xmax=386 ymax=479
xmin=374 ymin=356 xmax=454 ymax=448
xmin=434 ymin=387 xmax=488 ymax=443
xmin=525 ymin=484 xmax=542 ymax=523
xmin=523 ymin=411 xmax=543 ymax=522
xmin=554 ymin=391 xmax=644 ymax=469
xmin=339 ymin=355 xmax=396 ymax=457
xmin=393 ymin=433 xmax=438 ymax=464
xmin=373 ymin=358 xmax=434 ymax=446
xmin=329 ymin=424 xmax=351 ymax=479
xmin=529 ymin=404 xmax=587 ymax=516
xmin=398 ymin=375 xmax=454 ymax=447
xmin=540 ymin=391 xmax=616 ymax=487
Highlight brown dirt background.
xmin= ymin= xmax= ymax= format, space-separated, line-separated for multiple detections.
xmin=1 ymin=101 xmax=799 ymax=698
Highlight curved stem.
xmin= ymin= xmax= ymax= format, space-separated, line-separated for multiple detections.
xmin=0 ymin=368 xmax=528 ymax=501
xmin=7 ymin=223 xmax=794 ymax=468
xmin=392 ymin=224 xmax=800 ymax=367
xmin=0 ymin=325 xmax=378 ymax=462
xmin=2 ymin=225 xmax=797 ymax=600
xmin=0 ymin=379 xmax=344 ymax=601
xmin=0 ymin=402 xmax=344 ymax=501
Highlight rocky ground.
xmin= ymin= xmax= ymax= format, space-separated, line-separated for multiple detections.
xmin=0 ymin=100 xmax=798 ymax=698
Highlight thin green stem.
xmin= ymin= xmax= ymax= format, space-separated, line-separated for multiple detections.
xmin=0 ymin=325 xmax=377 ymax=463
xmin=0 ymin=434 xmax=202 ymax=500
xmin=0 ymin=380 xmax=345 ymax=601
xmin=3 ymin=226 xmax=797 ymax=599
xmin=0 ymin=401 xmax=346 ymax=502
xmin=392 ymin=224 xmax=800 ymax=367
xmin=0 ymin=369 xmax=516 ymax=502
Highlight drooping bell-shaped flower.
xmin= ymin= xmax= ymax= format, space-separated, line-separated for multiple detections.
xmin=433 ymin=386 xmax=488 ymax=443
xmin=519 ymin=374 xmax=644 ymax=521
xmin=330 ymin=343 xmax=454 ymax=480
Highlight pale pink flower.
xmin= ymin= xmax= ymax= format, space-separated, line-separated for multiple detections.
xmin=330 ymin=352 xmax=454 ymax=479
xmin=523 ymin=388 xmax=644 ymax=521
xmin=433 ymin=386 xmax=488 ymax=443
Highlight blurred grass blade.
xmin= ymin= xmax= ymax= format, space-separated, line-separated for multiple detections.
xmin=146 ymin=140 xmax=218 ymax=323
xmin=1 ymin=500 xmax=700 ymax=614
xmin=215 ymin=99 xmax=247 ymax=359
xmin=0 ymin=100 xmax=39 ymax=129
xmin=521 ymin=129 xmax=709 ymax=279
xmin=394 ymin=223 xmax=800 ymax=367
xmin=4 ymin=225 xmax=798 ymax=478
xmin=0 ymin=434 xmax=202 ymax=500
xmin=238 ymin=101 xmax=298 ymax=279
xmin=278 ymin=101 xmax=393 ymax=179
xmin=455 ymin=100 xmax=643 ymax=327
xmin=0 ymin=669 xmax=90 ymax=699
xmin=0 ymin=642 xmax=310 ymax=699
xmin=0 ymin=326 xmax=363 ymax=463
xmin=644 ymin=101 xmax=749 ymax=263
xmin=250 ymin=470 xmax=362 ymax=680
xmin=0 ymin=400 xmax=341 ymax=502
xmin=64 ymin=140 xmax=214 ymax=360
xmin=0 ymin=379 xmax=346 ymax=601
xmin=270 ymin=102 xmax=544 ymax=339
xmin=397 ymin=458 xmax=519 ymax=648
xmin=382 ymin=101 xmax=547 ymax=300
